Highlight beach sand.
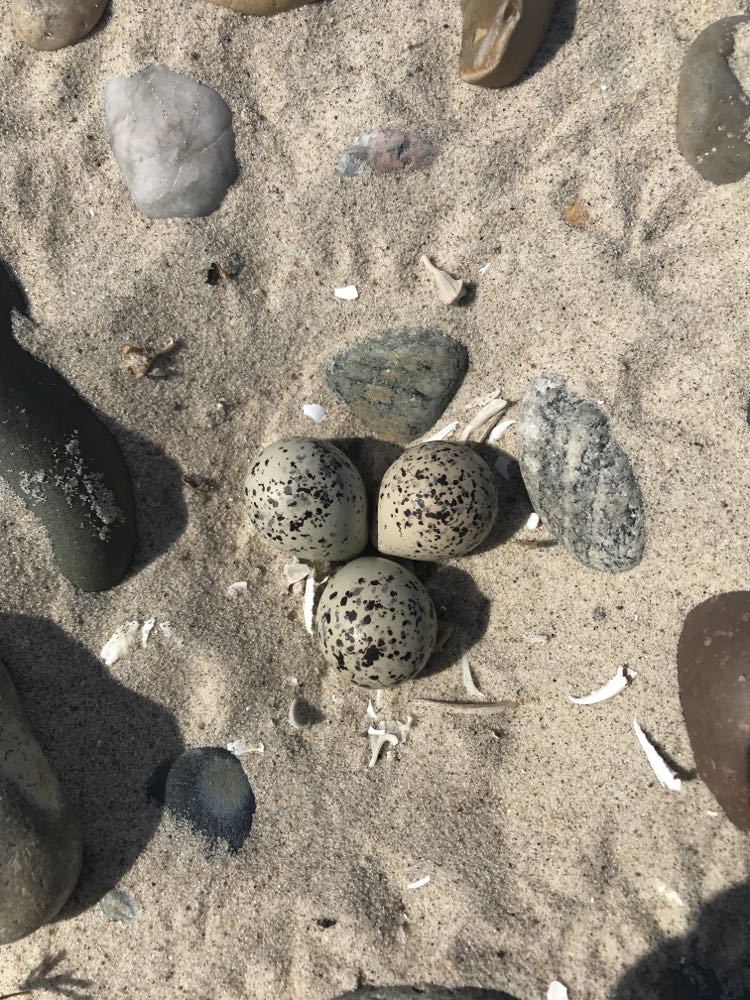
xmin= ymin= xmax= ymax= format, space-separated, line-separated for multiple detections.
xmin=0 ymin=0 xmax=749 ymax=997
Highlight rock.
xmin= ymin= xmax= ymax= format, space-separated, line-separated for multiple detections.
xmin=103 ymin=65 xmax=238 ymax=219
xmin=677 ymin=592 xmax=750 ymax=831
xmin=208 ymin=0 xmax=316 ymax=12
xmin=459 ymin=0 xmax=555 ymax=88
xmin=160 ymin=748 xmax=256 ymax=852
xmin=12 ymin=0 xmax=108 ymax=50
xmin=334 ymin=987 xmax=520 ymax=1000
xmin=0 ymin=659 xmax=82 ymax=944
xmin=327 ymin=330 xmax=468 ymax=444
xmin=335 ymin=130 xmax=437 ymax=177
xmin=518 ymin=374 xmax=645 ymax=572
xmin=0 ymin=267 xmax=137 ymax=592
xmin=677 ymin=17 xmax=750 ymax=185
xmin=100 ymin=888 xmax=140 ymax=922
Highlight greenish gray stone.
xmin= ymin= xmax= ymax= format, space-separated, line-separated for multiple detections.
xmin=100 ymin=888 xmax=140 ymax=922
xmin=0 ymin=659 xmax=82 ymax=944
xmin=0 ymin=266 xmax=136 ymax=592
xmin=677 ymin=16 xmax=750 ymax=185
xmin=326 ymin=330 xmax=468 ymax=444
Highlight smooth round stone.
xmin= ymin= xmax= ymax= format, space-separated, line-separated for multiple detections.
xmin=677 ymin=16 xmax=750 ymax=185
xmin=163 ymin=748 xmax=256 ymax=852
xmin=459 ymin=0 xmax=555 ymax=87
xmin=678 ymin=592 xmax=750 ymax=831
xmin=207 ymin=0 xmax=317 ymax=12
xmin=0 ymin=659 xmax=82 ymax=944
xmin=12 ymin=0 xmax=108 ymax=50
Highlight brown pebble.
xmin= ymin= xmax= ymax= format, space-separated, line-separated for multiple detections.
xmin=459 ymin=0 xmax=555 ymax=88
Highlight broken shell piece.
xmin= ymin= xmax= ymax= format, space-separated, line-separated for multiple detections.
xmin=303 ymin=403 xmax=327 ymax=424
xmin=407 ymin=875 xmax=431 ymax=890
xmin=547 ymin=983 xmax=570 ymax=1000
xmin=227 ymin=740 xmax=264 ymax=756
xmin=226 ymin=581 xmax=248 ymax=599
xmin=461 ymin=654 xmax=487 ymax=701
xmin=488 ymin=418 xmax=515 ymax=443
xmin=335 ymin=129 xmax=437 ymax=177
xmin=458 ymin=397 xmax=509 ymax=442
xmin=121 ymin=338 xmax=178 ymax=380
xmin=303 ymin=573 xmax=328 ymax=635
xmin=424 ymin=420 xmax=460 ymax=442
xmin=334 ymin=285 xmax=359 ymax=301
xmin=633 ymin=720 xmax=682 ymax=792
xmin=283 ymin=562 xmax=312 ymax=590
xmin=526 ymin=513 xmax=540 ymax=530
xmin=459 ymin=0 xmax=556 ymax=88
xmin=101 ymin=621 xmax=140 ymax=667
xmin=140 ymin=618 xmax=156 ymax=648
xmin=569 ymin=665 xmax=635 ymax=705
xmin=420 ymin=255 xmax=467 ymax=305
xmin=368 ymin=716 xmax=413 ymax=767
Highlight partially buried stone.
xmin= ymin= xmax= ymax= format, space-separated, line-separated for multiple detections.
xmin=677 ymin=17 xmax=750 ymax=186
xmin=326 ymin=330 xmax=468 ymax=444
xmin=0 ymin=659 xmax=82 ymax=945
xmin=161 ymin=748 xmax=256 ymax=852
xmin=518 ymin=374 xmax=645 ymax=572
xmin=103 ymin=65 xmax=238 ymax=219
xmin=677 ymin=592 xmax=750 ymax=831
xmin=12 ymin=0 xmax=108 ymax=50
xmin=100 ymin=888 xmax=140 ymax=922
xmin=335 ymin=987 xmax=520 ymax=1000
xmin=459 ymin=0 xmax=555 ymax=88
xmin=335 ymin=130 xmax=437 ymax=177
xmin=207 ymin=0 xmax=317 ymax=12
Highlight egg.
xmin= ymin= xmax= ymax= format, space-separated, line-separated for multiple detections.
xmin=245 ymin=438 xmax=368 ymax=562
xmin=375 ymin=441 xmax=498 ymax=560
xmin=316 ymin=557 xmax=438 ymax=688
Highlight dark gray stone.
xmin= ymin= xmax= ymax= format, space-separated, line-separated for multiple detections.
xmin=326 ymin=330 xmax=468 ymax=444
xmin=677 ymin=16 xmax=750 ymax=185
xmin=100 ymin=888 xmax=140 ymax=922
xmin=334 ymin=987 xmax=519 ymax=1000
xmin=518 ymin=374 xmax=645 ymax=572
xmin=0 ymin=658 xmax=82 ymax=944
xmin=0 ymin=265 xmax=137 ymax=592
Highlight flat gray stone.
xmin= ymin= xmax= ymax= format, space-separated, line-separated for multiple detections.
xmin=335 ymin=130 xmax=437 ymax=177
xmin=12 ymin=0 xmax=108 ymax=50
xmin=100 ymin=888 xmax=140 ymax=922
xmin=518 ymin=374 xmax=645 ymax=572
xmin=677 ymin=16 xmax=750 ymax=185
xmin=0 ymin=659 xmax=82 ymax=944
xmin=326 ymin=330 xmax=468 ymax=444
xmin=104 ymin=65 xmax=238 ymax=219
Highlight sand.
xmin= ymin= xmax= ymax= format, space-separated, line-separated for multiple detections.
xmin=0 ymin=0 xmax=749 ymax=997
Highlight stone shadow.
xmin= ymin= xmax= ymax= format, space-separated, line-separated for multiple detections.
xmin=611 ymin=881 xmax=750 ymax=1000
xmin=522 ymin=0 xmax=578 ymax=82
xmin=0 ymin=614 xmax=185 ymax=916
xmin=414 ymin=563 xmax=492 ymax=679
xmin=473 ymin=443 xmax=534 ymax=552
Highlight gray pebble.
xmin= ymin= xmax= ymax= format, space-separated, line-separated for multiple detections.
xmin=327 ymin=330 xmax=468 ymax=444
xmin=335 ymin=129 xmax=437 ymax=177
xmin=100 ymin=888 xmax=140 ymax=922
xmin=12 ymin=0 xmax=108 ymax=50
xmin=518 ymin=374 xmax=645 ymax=572
xmin=335 ymin=988 xmax=520 ymax=1000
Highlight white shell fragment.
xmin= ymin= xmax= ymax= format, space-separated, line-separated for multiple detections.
xmin=366 ymin=700 xmax=379 ymax=721
xmin=334 ymin=285 xmax=359 ymax=301
xmin=569 ymin=665 xmax=636 ymax=706
xmin=303 ymin=573 xmax=329 ymax=635
xmin=633 ymin=720 xmax=683 ymax=792
xmin=419 ymin=255 xmax=467 ymax=305
xmin=458 ymin=398 xmax=509 ymax=442
xmin=283 ymin=562 xmax=312 ymax=590
xmin=289 ymin=697 xmax=313 ymax=730
xmin=140 ymin=617 xmax=156 ymax=648
xmin=303 ymin=403 xmax=327 ymax=424
xmin=101 ymin=622 xmax=140 ymax=667
xmin=525 ymin=513 xmax=540 ymax=531
xmin=461 ymin=654 xmax=487 ymax=701
xmin=548 ymin=984 xmax=570 ymax=1000
xmin=227 ymin=740 xmax=265 ymax=756
xmin=374 ymin=689 xmax=384 ymax=713
xmin=424 ymin=420 xmax=460 ymax=442
xmin=368 ymin=716 xmax=413 ymax=768
xmin=407 ymin=875 xmax=431 ymax=890
xmin=488 ymin=418 xmax=516 ymax=444
xmin=462 ymin=389 xmax=504 ymax=412
xmin=225 ymin=581 xmax=248 ymax=598
xmin=479 ymin=261 xmax=492 ymax=275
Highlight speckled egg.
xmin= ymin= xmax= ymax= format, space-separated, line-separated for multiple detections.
xmin=316 ymin=557 xmax=438 ymax=688
xmin=245 ymin=438 xmax=368 ymax=562
xmin=375 ymin=441 xmax=498 ymax=560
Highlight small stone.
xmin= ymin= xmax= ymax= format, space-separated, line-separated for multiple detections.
xmin=100 ymin=889 xmax=140 ymax=922
xmin=335 ymin=987 xmax=520 ymax=1000
xmin=518 ymin=374 xmax=645 ymax=572
xmin=678 ymin=592 xmax=750 ymax=831
xmin=335 ymin=130 xmax=437 ymax=177
xmin=159 ymin=747 xmax=256 ymax=852
xmin=459 ymin=0 xmax=555 ymax=88
xmin=12 ymin=0 xmax=108 ymax=50
xmin=592 ymin=607 xmax=607 ymax=622
xmin=104 ymin=65 xmax=238 ymax=219
xmin=207 ymin=0 xmax=316 ymax=12
xmin=677 ymin=17 xmax=750 ymax=185
xmin=0 ymin=659 xmax=82 ymax=944
xmin=327 ymin=330 xmax=468 ymax=444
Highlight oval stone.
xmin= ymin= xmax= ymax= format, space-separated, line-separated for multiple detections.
xmin=207 ymin=0 xmax=317 ymax=12
xmin=459 ymin=0 xmax=555 ymax=88
xmin=12 ymin=0 xmax=108 ymax=50
xmin=0 ymin=659 xmax=82 ymax=944
xmin=518 ymin=374 xmax=645 ymax=572
xmin=677 ymin=592 xmax=750 ymax=831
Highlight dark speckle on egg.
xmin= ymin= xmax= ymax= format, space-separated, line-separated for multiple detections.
xmin=315 ymin=557 xmax=438 ymax=689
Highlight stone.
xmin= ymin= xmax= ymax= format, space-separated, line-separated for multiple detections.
xmin=208 ymin=0 xmax=316 ymax=12
xmin=104 ymin=65 xmax=238 ymax=219
xmin=677 ymin=592 xmax=750 ymax=831
xmin=0 ymin=659 xmax=82 ymax=944
xmin=326 ymin=330 xmax=468 ymax=444
xmin=518 ymin=374 xmax=645 ymax=572
xmin=459 ymin=0 xmax=555 ymax=88
xmin=160 ymin=748 xmax=256 ymax=852
xmin=335 ymin=988 xmax=520 ymax=1000
xmin=12 ymin=0 xmax=108 ymax=50
xmin=335 ymin=130 xmax=438 ymax=177
xmin=0 ymin=268 xmax=137 ymax=592
xmin=677 ymin=17 xmax=750 ymax=185
xmin=100 ymin=888 xmax=140 ymax=922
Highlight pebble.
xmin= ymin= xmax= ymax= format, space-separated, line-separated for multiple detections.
xmin=0 ymin=659 xmax=82 ymax=944
xmin=335 ymin=988 xmax=520 ymax=1000
xmin=12 ymin=0 xmax=108 ymax=50
xmin=518 ymin=374 xmax=645 ymax=572
xmin=459 ymin=0 xmax=555 ymax=88
xmin=677 ymin=17 xmax=750 ymax=185
xmin=327 ymin=330 xmax=468 ymax=444
xmin=100 ymin=888 xmax=140 ymax=922
xmin=335 ymin=129 xmax=437 ymax=177
xmin=0 ymin=284 xmax=137 ymax=592
xmin=161 ymin=748 xmax=256 ymax=852
xmin=207 ymin=0 xmax=316 ymax=11
xmin=678 ymin=591 xmax=750 ymax=831
xmin=104 ymin=65 xmax=238 ymax=219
